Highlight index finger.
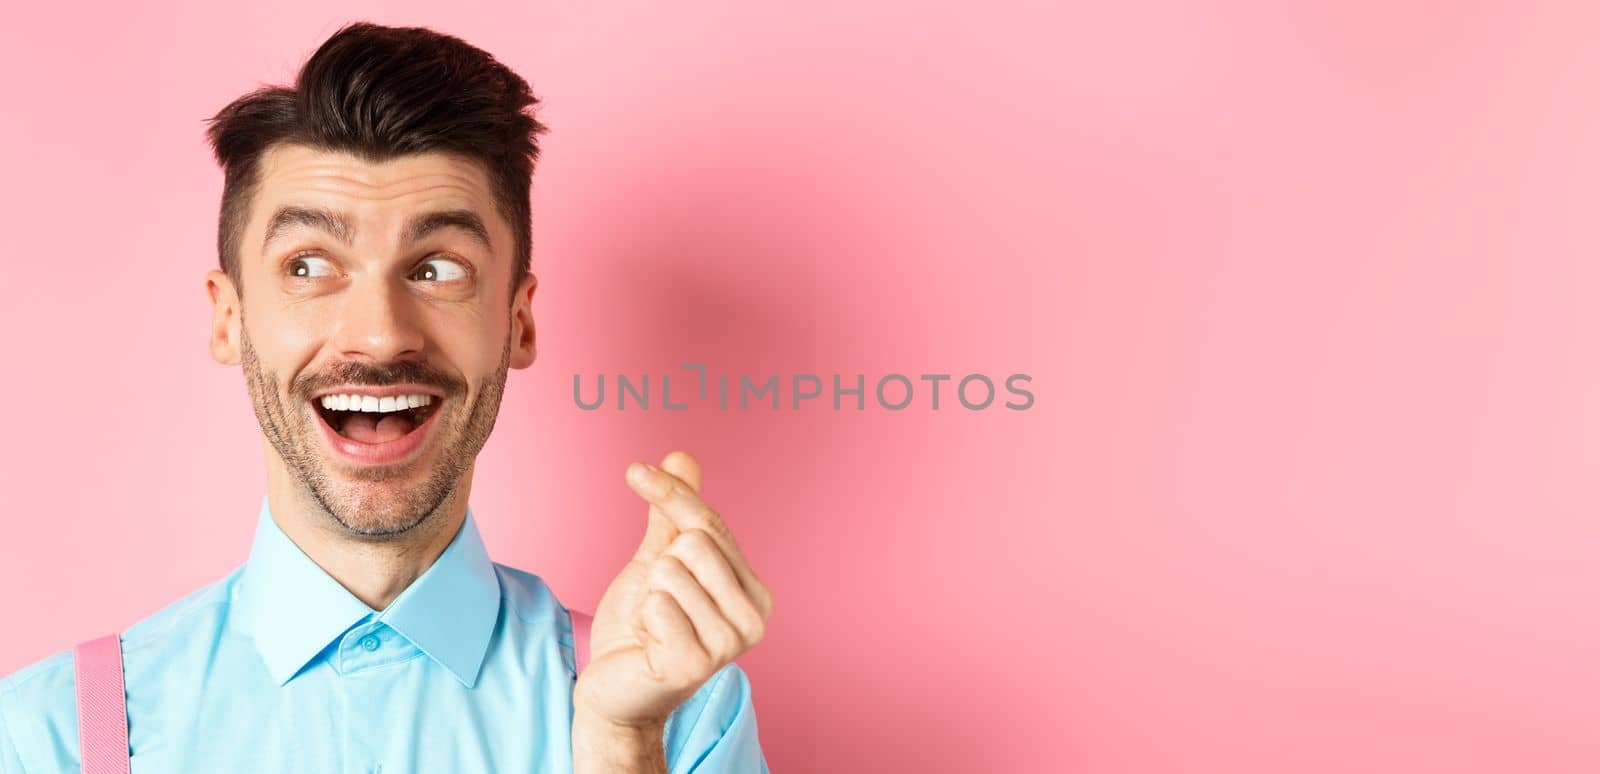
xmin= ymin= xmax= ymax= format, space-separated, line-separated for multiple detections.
xmin=631 ymin=451 xmax=700 ymax=561
xmin=659 ymin=450 xmax=702 ymax=494
xmin=626 ymin=461 xmax=764 ymax=601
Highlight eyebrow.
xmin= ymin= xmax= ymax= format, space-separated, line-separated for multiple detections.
xmin=261 ymin=205 xmax=493 ymax=254
xmin=403 ymin=209 xmax=492 ymax=252
xmin=262 ymin=206 xmax=352 ymax=250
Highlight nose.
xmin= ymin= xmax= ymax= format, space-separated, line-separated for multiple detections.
xmin=329 ymin=273 xmax=425 ymax=364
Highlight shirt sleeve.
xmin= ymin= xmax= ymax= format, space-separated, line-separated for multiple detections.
xmin=665 ymin=663 xmax=769 ymax=773
xmin=0 ymin=687 xmax=25 ymax=774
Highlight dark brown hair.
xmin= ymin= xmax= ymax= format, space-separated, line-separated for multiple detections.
xmin=204 ymin=21 xmax=546 ymax=300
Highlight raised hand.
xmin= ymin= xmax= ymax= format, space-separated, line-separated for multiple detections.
xmin=574 ymin=450 xmax=775 ymax=733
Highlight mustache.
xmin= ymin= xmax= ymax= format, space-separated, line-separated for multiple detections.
xmin=291 ymin=359 xmax=465 ymax=401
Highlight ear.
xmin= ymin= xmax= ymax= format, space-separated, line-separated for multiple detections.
xmin=508 ymin=271 xmax=538 ymax=369
xmin=206 ymin=269 xmax=242 ymax=365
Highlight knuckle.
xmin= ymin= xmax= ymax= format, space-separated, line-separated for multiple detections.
xmin=727 ymin=608 xmax=763 ymax=648
xmin=645 ymin=589 xmax=675 ymax=615
xmin=650 ymin=555 xmax=686 ymax=582
xmin=679 ymin=528 xmax=717 ymax=554
xmin=710 ymin=627 xmax=742 ymax=662
xmin=740 ymin=609 xmax=766 ymax=644
xmin=680 ymin=503 xmax=711 ymax=529
xmin=665 ymin=475 xmax=695 ymax=502
xmin=697 ymin=516 xmax=731 ymax=545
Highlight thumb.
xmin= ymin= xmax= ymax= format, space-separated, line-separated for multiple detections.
xmin=634 ymin=507 xmax=676 ymax=561
xmin=631 ymin=463 xmax=678 ymax=560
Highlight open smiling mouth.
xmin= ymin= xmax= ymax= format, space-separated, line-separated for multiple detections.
xmin=312 ymin=393 xmax=441 ymax=447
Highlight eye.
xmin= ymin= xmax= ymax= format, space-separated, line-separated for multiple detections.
xmin=286 ymin=254 xmax=336 ymax=279
xmin=411 ymin=257 xmax=469 ymax=282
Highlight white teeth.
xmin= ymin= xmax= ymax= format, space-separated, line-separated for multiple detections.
xmin=317 ymin=393 xmax=434 ymax=413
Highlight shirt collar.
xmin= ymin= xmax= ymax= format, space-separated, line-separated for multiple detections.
xmin=236 ymin=495 xmax=502 ymax=689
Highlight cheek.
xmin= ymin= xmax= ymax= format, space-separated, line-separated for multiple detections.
xmin=437 ymin=314 xmax=509 ymax=371
xmin=246 ymin=308 xmax=331 ymax=374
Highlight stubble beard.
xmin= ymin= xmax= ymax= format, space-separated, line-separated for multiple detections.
xmin=239 ymin=323 xmax=511 ymax=538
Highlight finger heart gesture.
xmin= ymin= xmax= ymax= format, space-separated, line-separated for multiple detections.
xmin=573 ymin=450 xmax=775 ymax=732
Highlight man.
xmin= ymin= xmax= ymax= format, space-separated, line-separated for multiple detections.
xmin=0 ymin=21 xmax=773 ymax=774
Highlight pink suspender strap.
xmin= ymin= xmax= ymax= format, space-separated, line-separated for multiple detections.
xmin=70 ymin=612 xmax=594 ymax=771
xmin=72 ymin=634 xmax=130 ymax=774
xmin=571 ymin=609 xmax=593 ymax=674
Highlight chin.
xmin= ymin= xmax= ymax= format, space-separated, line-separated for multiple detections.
xmin=310 ymin=473 xmax=450 ymax=536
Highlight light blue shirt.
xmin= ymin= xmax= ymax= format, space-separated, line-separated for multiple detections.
xmin=0 ymin=497 xmax=767 ymax=772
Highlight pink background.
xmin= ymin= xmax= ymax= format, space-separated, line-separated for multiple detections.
xmin=2 ymin=2 xmax=1597 ymax=771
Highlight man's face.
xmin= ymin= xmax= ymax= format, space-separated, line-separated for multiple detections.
xmin=206 ymin=144 xmax=536 ymax=537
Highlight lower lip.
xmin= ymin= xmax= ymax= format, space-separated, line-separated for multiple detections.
xmin=313 ymin=400 xmax=443 ymax=466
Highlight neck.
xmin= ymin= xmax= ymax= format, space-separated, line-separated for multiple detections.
xmin=262 ymin=445 xmax=475 ymax=611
